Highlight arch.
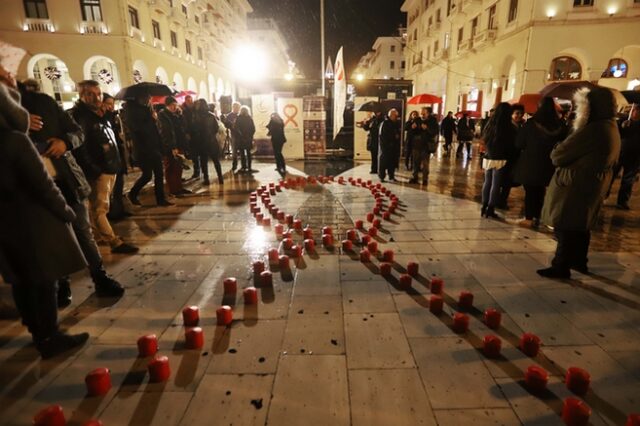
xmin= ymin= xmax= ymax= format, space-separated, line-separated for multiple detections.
xmin=187 ymin=77 xmax=197 ymax=94
xmin=173 ymin=72 xmax=184 ymax=90
xmin=199 ymin=81 xmax=209 ymax=101
xmin=27 ymin=53 xmax=76 ymax=106
xmin=549 ymin=56 xmax=582 ymax=81
xmin=601 ymin=58 xmax=628 ymax=78
xmin=217 ymin=78 xmax=224 ymax=96
xmin=155 ymin=66 xmax=169 ymax=84
xmin=609 ymin=45 xmax=640 ymax=74
xmin=132 ymin=59 xmax=148 ymax=83
xmin=83 ymin=55 xmax=121 ymax=96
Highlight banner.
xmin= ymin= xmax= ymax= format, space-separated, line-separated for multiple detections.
xmin=333 ymin=47 xmax=346 ymax=140
xmin=251 ymin=93 xmax=275 ymax=155
xmin=277 ymin=97 xmax=304 ymax=159
xmin=353 ymin=96 xmax=379 ymax=161
xmin=303 ymin=96 xmax=326 ymax=156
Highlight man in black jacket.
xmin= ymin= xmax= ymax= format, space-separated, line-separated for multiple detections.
xmin=410 ymin=107 xmax=439 ymax=184
xmin=158 ymin=96 xmax=190 ymax=195
xmin=70 ymin=80 xmax=138 ymax=255
xmin=378 ymin=109 xmax=401 ymax=182
xmin=440 ymin=111 xmax=456 ymax=155
xmin=18 ymin=80 xmax=126 ymax=306
xmin=363 ymin=111 xmax=383 ymax=174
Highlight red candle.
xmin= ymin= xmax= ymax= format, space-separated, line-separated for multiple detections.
xmin=243 ymin=287 xmax=258 ymax=304
xmin=382 ymin=250 xmax=394 ymax=262
xmin=85 ymin=367 xmax=111 ymax=396
xmin=253 ymin=260 xmax=265 ymax=275
xmin=347 ymin=229 xmax=357 ymax=241
xmin=373 ymin=207 xmax=380 ymax=215
xmin=249 ymin=195 xmax=257 ymax=202
xmin=562 ymin=397 xmax=591 ymax=426
xmin=368 ymin=227 xmax=378 ymax=237
xmin=355 ymin=219 xmax=364 ymax=229
xmin=342 ymin=239 xmax=353 ymax=251
xmin=388 ymin=205 xmax=396 ymax=213
xmin=262 ymin=217 xmax=271 ymax=227
xmin=223 ymin=277 xmax=237 ymax=294
xmin=356 ymin=177 xmax=362 ymax=183
xmin=304 ymin=239 xmax=316 ymax=252
xmin=565 ymin=367 xmax=591 ymax=396
xmin=372 ymin=218 xmax=382 ymax=229
xmin=255 ymin=213 xmax=264 ymax=223
xmin=33 ymin=405 xmax=66 ymax=426
xmin=274 ymin=223 xmax=284 ymax=236
xmin=260 ymin=271 xmax=273 ymax=286
xmin=626 ymin=414 xmax=640 ymax=426
xmin=407 ymin=262 xmax=419 ymax=276
xmin=379 ymin=262 xmax=392 ymax=276
xmin=338 ymin=176 xmax=344 ymax=183
xmin=458 ymin=291 xmax=474 ymax=310
xmin=268 ymin=249 xmax=279 ymax=264
xmin=452 ymin=313 xmax=469 ymax=333
xmin=148 ymin=355 xmax=171 ymax=382
xmin=216 ymin=305 xmax=233 ymax=326
xmin=269 ymin=188 xmax=276 ymax=195
xmin=360 ymin=249 xmax=371 ymax=262
xmin=367 ymin=241 xmax=378 ymax=253
xmin=399 ymin=274 xmax=412 ymax=289
xmin=322 ymin=234 xmax=333 ymax=246
xmin=483 ymin=335 xmax=502 ymax=358
xmin=185 ymin=327 xmax=204 ymax=349
xmin=484 ymin=308 xmax=502 ymax=330
xmin=383 ymin=211 xmax=391 ymax=220
xmin=282 ymin=230 xmax=292 ymax=240
xmin=429 ymin=295 xmax=443 ymax=314
xmin=430 ymin=277 xmax=444 ymax=294
xmin=361 ymin=235 xmax=371 ymax=245
xmin=375 ymin=183 xmax=381 ymax=189
xmin=293 ymin=219 xmax=303 ymax=230
xmin=182 ymin=306 xmax=200 ymax=327
xmin=137 ymin=334 xmax=158 ymax=357
xmin=303 ymin=227 xmax=313 ymax=239
xmin=277 ymin=212 xmax=285 ymax=221
xmin=283 ymin=238 xmax=294 ymax=250
xmin=285 ymin=214 xmax=294 ymax=225
xmin=292 ymin=244 xmax=303 ymax=258
xmin=520 ymin=333 xmax=542 ymax=357
xmin=322 ymin=226 xmax=333 ymax=235
xmin=279 ymin=255 xmax=290 ymax=269
xmin=366 ymin=213 xmax=374 ymax=222
xmin=525 ymin=365 xmax=549 ymax=393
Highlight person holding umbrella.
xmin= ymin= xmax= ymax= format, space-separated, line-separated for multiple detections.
xmin=362 ymin=108 xmax=384 ymax=174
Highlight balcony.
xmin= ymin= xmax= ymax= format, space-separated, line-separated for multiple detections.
xmin=153 ymin=38 xmax=166 ymax=51
xmin=170 ymin=9 xmax=187 ymax=27
xmin=433 ymin=48 xmax=449 ymax=62
xmin=23 ymin=18 xmax=55 ymax=33
xmin=448 ymin=0 xmax=482 ymax=22
xmin=458 ymin=38 xmax=473 ymax=53
xmin=473 ymin=29 xmax=497 ymax=48
xmin=80 ymin=21 xmax=107 ymax=35
xmin=130 ymin=27 xmax=145 ymax=42
xmin=148 ymin=0 xmax=172 ymax=16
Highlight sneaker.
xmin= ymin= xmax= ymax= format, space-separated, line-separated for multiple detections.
xmin=95 ymin=276 xmax=125 ymax=298
xmin=536 ymin=267 xmax=570 ymax=279
xmin=111 ymin=243 xmax=139 ymax=254
xmin=57 ymin=278 xmax=72 ymax=308
xmin=37 ymin=331 xmax=90 ymax=359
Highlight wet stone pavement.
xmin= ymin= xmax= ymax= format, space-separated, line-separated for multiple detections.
xmin=0 ymin=148 xmax=639 ymax=425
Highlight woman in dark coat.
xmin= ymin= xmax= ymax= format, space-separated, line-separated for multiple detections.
xmin=192 ymin=99 xmax=224 ymax=185
xmin=0 ymin=80 xmax=88 ymax=358
xmin=235 ymin=106 xmax=256 ymax=173
xmin=480 ymin=103 xmax=517 ymax=218
xmin=266 ymin=112 xmax=287 ymax=176
xmin=538 ymin=87 xmax=621 ymax=279
xmin=513 ymin=97 xmax=567 ymax=226
xmin=404 ymin=110 xmax=419 ymax=170
xmin=456 ymin=113 xmax=474 ymax=158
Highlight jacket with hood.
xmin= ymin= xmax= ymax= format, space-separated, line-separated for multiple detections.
xmin=513 ymin=120 xmax=568 ymax=187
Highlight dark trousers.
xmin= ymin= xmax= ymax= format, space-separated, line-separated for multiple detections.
xmin=412 ymin=146 xmax=430 ymax=182
xmin=130 ymin=156 xmax=165 ymax=204
xmin=378 ymin=153 xmax=396 ymax=181
xmin=11 ymin=280 xmax=58 ymax=343
xmin=164 ymin=155 xmax=183 ymax=194
xmin=70 ymin=200 xmax=102 ymax=274
xmin=524 ymin=184 xmax=546 ymax=220
xmin=444 ymin=135 xmax=453 ymax=152
xmin=273 ymin=143 xmax=286 ymax=172
xmin=456 ymin=140 xmax=471 ymax=157
xmin=201 ymin=154 xmax=224 ymax=183
xmin=482 ymin=167 xmax=505 ymax=207
xmin=610 ymin=159 xmax=640 ymax=206
xmin=240 ymin=149 xmax=252 ymax=170
xmin=108 ymin=170 xmax=126 ymax=218
xmin=552 ymin=230 xmax=591 ymax=271
xmin=369 ymin=144 xmax=379 ymax=173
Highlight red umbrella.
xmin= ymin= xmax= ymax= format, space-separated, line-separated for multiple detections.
xmin=509 ymin=93 xmax=542 ymax=114
xmin=407 ymin=93 xmax=443 ymax=104
xmin=455 ymin=110 xmax=481 ymax=119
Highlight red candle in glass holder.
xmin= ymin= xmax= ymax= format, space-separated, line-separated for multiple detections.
xmin=565 ymin=367 xmax=591 ymax=396
xmin=458 ymin=291 xmax=474 ymax=310
xmin=291 ymin=244 xmax=302 ymax=258
xmin=293 ymin=219 xmax=303 ymax=230
xmin=322 ymin=234 xmax=333 ymax=246
xmin=366 ymin=213 xmax=374 ymax=222
xmin=382 ymin=250 xmax=394 ymax=262
xmin=274 ymin=223 xmax=284 ymax=236
xmin=283 ymin=238 xmax=294 ymax=250
xmin=562 ymin=397 xmax=591 ymax=426
xmin=367 ymin=241 xmax=378 ymax=253
xmin=269 ymin=188 xmax=276 ymax=195
xmin=626 ymin=414 xmax=640 ymax=426
xmin=322 ymin=226 xmax=333 ymax=235
xmin=253 ymin=260 xmax=265 ymax=275
xmin=355 ymin=219 xmax=364 ymax=229
xmin=342 ymin=239 xmax=353 ymax=251
xmin=260 ymin=271 xmax=273 ymax=286
xmin=137 ymin=334 xmax=158 ymax=357
xmin=430 ymin=277 xmax=444 ymax=294
xmin=185 ymin=327 xmax=204 ymax=349
xmin=223 ymin=277 xmax=237 ymax=294
xmin=216 ymin=305 xmax=233 ymax=326
xmin=520 ymin=333 xmax=542 ymax=357
xmin=399 ymin=274 xmax=412 ymax=289
xmin=304 ymin=239 xmax=315 ymax=252
xmin=282 ymin=230 xmax=293 ymax=239
xmin=243 ymin=287 xmax=258 ymax=304
xmin=484 ymin=308 xmax=502 ymax=329
xmin=379 ymin=262 xmax=392 ymax=276
xmin=360 ymin=249 xmax=371 ymax=262
xmin=85 ymin=367 xmax=111 ymax=396
xmin=372 ymin=218 xmax=382 ymax=229
xmin=338 ymin=176 xmax=344 ymax=183
xmin=148 ymin=355 xmax=171 ymax=382
xmin=361 ymin=234 xmax=371 ymax=245
xmin=278 ymin=255 xmax=290 ymax=269
xmin=356 ymin=177 xmax=362 ymax=183
xmin=303 ymin=227 xmax=313 ymax=239
xmin=402 ymin=263 xmax=417 ymax=278
xmin=483 ymin=335 xmax=502 ymax=358
xmin=429 ymin=295 xmax=443 ymax=314
xmin=182 ymin=306 xmax=200 ymax=326
xmin=368 ymin=227 xmax=378 ymax=237
xmin=33 ymin=405 xmax=66 ymax=426
xmin=285 ymin=214 xmax=294 ymax=225
xmin=525 ymin=365 xmax=549 ymax=393
xmin=452 ymin=313 xmax=469 ymax=333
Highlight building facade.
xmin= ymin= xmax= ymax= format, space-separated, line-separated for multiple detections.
xmin=0 ymin=0 xmax=253 ymax=108
xmin=246 ymin=17 xmax=302 ymax=79
xmin=353 ymin=28 xmax=407 ymax=80
xmin=401 ymin=0 xmax=640 ymax=113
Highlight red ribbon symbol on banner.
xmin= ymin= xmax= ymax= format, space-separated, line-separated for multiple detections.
xmin=283 ymin=104 xmax=299 ymax=127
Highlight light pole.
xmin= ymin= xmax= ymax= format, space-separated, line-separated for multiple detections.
xmin=320 ymin=0 xmax=326 ymax=95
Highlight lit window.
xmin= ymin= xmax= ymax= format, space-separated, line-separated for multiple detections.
xmin=602 ymin=58 xmax=628 ymax=78
xmin=549 ymin=56 xmax=582 ymax=81
xmin=24 ymin=0 xmax=49 ymax=19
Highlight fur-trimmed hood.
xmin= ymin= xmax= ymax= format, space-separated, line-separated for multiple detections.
xmin=0 ymin=83 xmax=29 ymax=133
xmin=572 ymin=86 xmax=617 ymax=131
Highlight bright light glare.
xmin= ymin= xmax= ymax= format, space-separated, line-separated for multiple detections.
xmin=607 ymin=5 xmax=617 ymax=14
xmin=284 ymin=72 xmax=294 ymax=81
xmin=232 ymin=45 xmax=269 ymax=82
xmin=546 ymin=8 xmax=556 ymax=18
xmin=355 ymin=73 xmax=364 ymax=81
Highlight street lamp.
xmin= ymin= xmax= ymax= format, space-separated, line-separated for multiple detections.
xmin=231 ymin=45 xmax=269 ymax=82
xmin=355 ymin=73 xmax=364 ymax=82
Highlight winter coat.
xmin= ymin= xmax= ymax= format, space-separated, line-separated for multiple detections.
xmin=120 ymin=100 xmax=163 ymax=164
xmin=158 ymin=108 xmax=188 ymax=154
xmin=513 ymin=120 xmax=567 ymax=187
xmin=541 ymin=88 xmax=621 ymax=231
xmin=457 ymin=117 xmax=475 ymax=141
xmin=192 ymin=110 xmax=221 ymax=157
xmin=378 ymin=118 xmax=401 ymax=168
xmin=483 ymin=123 xmax=518 ymax=161
xmin=0 ymin=84 xmax=86 ymax=285
xmin=266 ymin=117 xmax=286 ymax=146
xmin=69 ymin=101 xmax=121 ymax=179
xmin=441 ymin=116 xmax=457 ymax=138
xmin=234 ymin=114 xmax=255 ymax=150
xmin=363 ymin=115 xmax=382 ymax=151
xmin=618 ymin=119 xmax=640 ymax=165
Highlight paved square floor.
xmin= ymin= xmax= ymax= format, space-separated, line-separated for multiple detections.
xmin=1 ymin=158 xmax=639 ymax=425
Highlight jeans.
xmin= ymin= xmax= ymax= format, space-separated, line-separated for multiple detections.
xmin=11 ymin=280 xmax=58 ymax=342
xmin=524 ymin=185 xmax=546 ymax=220
xmin=482 ymin=167 xmax=505 ymax=207
xmin=412 ymin=147 xmax=430 ymax=183
xmin=70 ymin=200 xmax=103 ymax=274
xmin=552 ymin=230 xmax=591 ymax=271
xmin=89 ymin=174 xmax=122 ymax=248
xmin=130 ymin=156 xmax=166 ymax=204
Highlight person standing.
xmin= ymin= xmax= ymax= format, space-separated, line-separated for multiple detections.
xmin=440 ymin=111 xmax=457 ymax=155
xmin=235 ymin=106 xmax=256 ymax=173
xmin=538 ymin=87 xmax=621 ymax=278
xmin=0 ymin=73 xmax=89 ymax=358
xmin=181 ymin=95 xmax=198 ymax=179
xmin=122 ymin=94 xmax=173 ymax=206
xmin=70 ymin=81 xmax=139 ymax=255
xmin=363 ymin=111 xmax=383 ymax=174
xmin=410 ymin=107 xmax=439 ymax=184
xmin=480 ymin=103 xmax=517 ymax=219
xmin=378 ymin=108 xmax=401 ymax=182
xmin=405 ymin=111 xmax=420 ymax=173
xmin=513 ymin=97 xmax=567 ymax=227
xmin=608 ymin=104 xmax=640 ymax=210
xmin=223 ymin=101 xmax=242 ymax=172
xmin=496 ymin=103 xmax=526 ymax=209
xmin=267 ymin=112 xmax=287 ymax=176
xmin=158 ymin=96 xmax=191 ymax=195
xmin=191 ymin=99 xmax=224 ymax=185
xmin=456 ymin=113 xmax=474 ymax=158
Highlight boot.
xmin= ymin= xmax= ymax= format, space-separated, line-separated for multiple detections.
xmin=37 ymin=331 xmax=90 ymax=359
xmin=485 ymin=205 xmax=499 ymax=219
xmin=92 ymin=269 xmax=125 ymax=298
xmin=57 ymin=277 xmax=72 ymax=308
xmin=481 ymin=204 xmax=488 ymax=217
xmin=536 ymin=267 xmax=571 ymax=279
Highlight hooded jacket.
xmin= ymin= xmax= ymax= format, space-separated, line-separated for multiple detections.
xmin=513 ymin=120 xmax=567 ymax=187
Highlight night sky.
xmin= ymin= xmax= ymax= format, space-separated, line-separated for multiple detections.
xmin=248 ymin=0 xmax=406 ymax=78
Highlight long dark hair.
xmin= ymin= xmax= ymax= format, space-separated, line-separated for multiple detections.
xmin=482 ymin=102 xmax=513 ymax=145
xmin=533 ymin=97 xmax=562 ymax=131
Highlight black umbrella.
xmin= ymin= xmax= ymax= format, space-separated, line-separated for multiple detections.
xmin=358 ymin=101 xmax=385 ymax=113
xmin=115 ymin=82 xmax=173 ymax=100
xmin=621 ymin=90 xmax=640 ymax=104
xmin=539 ymin=80 xmax=597 ymax=100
